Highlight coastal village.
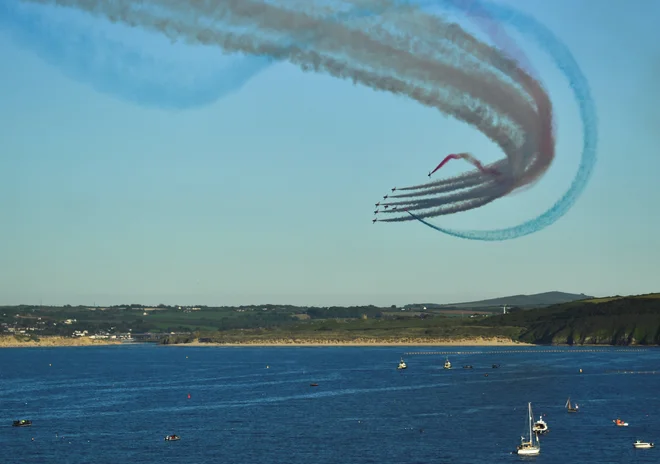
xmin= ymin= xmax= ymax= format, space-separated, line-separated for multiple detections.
xmin=0 ymin=305 xmax=206 ymax=342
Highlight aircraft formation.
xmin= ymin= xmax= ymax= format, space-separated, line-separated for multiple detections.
xmin=372 ymin=153 xmax=502 ymax=224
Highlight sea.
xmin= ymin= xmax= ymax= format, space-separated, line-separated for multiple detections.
xmin=1 ymin=345 xmax=659 ymax=464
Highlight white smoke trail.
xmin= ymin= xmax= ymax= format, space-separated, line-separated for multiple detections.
xmin=22 ymin=0 xmax=554 ymax=221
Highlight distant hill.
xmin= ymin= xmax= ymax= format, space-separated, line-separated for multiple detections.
xmin=480 ymin=293 xmax=660 ymax=345
xmin=406 ymin=291 xmax=594 ymax=311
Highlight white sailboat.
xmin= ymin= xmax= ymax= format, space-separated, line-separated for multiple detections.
xmin=517 ymin=402 xmax=541 ymax=456
xmin=397 ymin=357 xmax=407 ymax=370
xmin=444 ymin=357 xmax=452 ymax=369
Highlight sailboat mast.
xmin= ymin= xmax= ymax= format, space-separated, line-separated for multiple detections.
xmin=528 ymin=403 xmax=533 ymax=443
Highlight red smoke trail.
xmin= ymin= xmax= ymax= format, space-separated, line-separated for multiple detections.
xmin=429 ymin=152 xmax=501 ymax=177
xmin=447 ymin=0 xmax=555 ymax=189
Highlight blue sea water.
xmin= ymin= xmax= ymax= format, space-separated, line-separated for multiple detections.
xmin=1 ymin=345 xmax=659 ymax=463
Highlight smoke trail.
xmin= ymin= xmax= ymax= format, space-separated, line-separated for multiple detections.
xmin=20 ymin=0 xmax=552 ymax=222
xmin=397 ymin=0 xmax=597 ymax=240
xmin=7 ymin=0 xmax=595 ymax=241
xmin=0 ymin=0 xmax=272 ymax=109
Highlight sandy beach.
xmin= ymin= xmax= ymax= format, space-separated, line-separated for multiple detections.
xmin=0 ymin=336 xmax=533 ymax=348
xmin=164 ymin=337 xmax=532 ymax=347
xmin=0 ymin=336 xmax=123 ymax=348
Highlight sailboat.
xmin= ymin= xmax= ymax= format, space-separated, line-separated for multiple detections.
xmin=397 ymin=357 xmax=407 ymax=370
xmin=516 ymin=402 xmax=541 ymax=456
xmin=443 ymin=357 xmax=452 ymax=369
xmin=565 ymin=397 xmax=579 ymax=413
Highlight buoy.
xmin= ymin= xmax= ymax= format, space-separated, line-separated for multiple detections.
xmin=266 ymin=365 xmax=269 ymax=369
xmin=49 ymin=363 xmax=52 ymax=367
xmin=579 ymin=368 xmax=583 ymax=373
xmin=187 ymin=393 xmax=191 ymax=399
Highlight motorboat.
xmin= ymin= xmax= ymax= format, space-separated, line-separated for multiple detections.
xmin=12 ymin=420 xmax=32 ymax=427
xmin=463 ymin=365 xmax=473 ymax=369
xmin=633 ymin=440 xmax=654 ymax=449
xmin=533 ymin=416 xmax=549 ymax=434
xmin=614 ymin=419 xmax=629 ymax=427
xmin=165 ymin=435 xmax=180 ymax=441
xmin=398 ymin=358 xmax=407 ymax=370
xmin=516 ymin=403 xmax=540 ymax=456
xmin=444 ymin=357 xmax=452 ymax=369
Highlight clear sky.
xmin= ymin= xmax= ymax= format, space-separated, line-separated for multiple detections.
xmin=1 ymin=0 xmax=658 ymax=307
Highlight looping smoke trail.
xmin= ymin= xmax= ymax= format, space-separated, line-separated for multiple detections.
xmin=395 ymin=0 xmax=597 ymax=241
xmin=6 ymin=0 xmax=595 ymax=241
xmin=19 ymin=0 xmax=553 ymax=221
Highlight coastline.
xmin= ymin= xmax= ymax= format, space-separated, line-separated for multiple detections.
xmin=163 ymin=337 xmax=533 ymax=347
xmin=0 ymin=336 xmax=123 ymax=348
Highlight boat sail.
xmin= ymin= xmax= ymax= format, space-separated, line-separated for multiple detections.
xmin=517 ymin=402 xmax=541 ymax=456
xmin=565 ymin=397 xmax=579 ymax=413
xmin=443 ymin=357 xmax=452 ymax=369
xmin=397 ymin=357 xmax=407 ymax=370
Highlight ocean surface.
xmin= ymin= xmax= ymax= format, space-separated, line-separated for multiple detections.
xmin=1 ymin=345 xmax=659 ymax=463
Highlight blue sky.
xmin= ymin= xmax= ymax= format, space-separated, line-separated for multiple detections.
xmin=1 ymin=0 xmax=658 ymax=306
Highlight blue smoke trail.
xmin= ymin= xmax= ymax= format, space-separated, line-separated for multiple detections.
xmin=402 ymin=0 xmax=597 ymax=241
xmin=1 ymin=0 xmax=595 ymax=241
xmin=0 ymin=1 xmax=272 ymax=109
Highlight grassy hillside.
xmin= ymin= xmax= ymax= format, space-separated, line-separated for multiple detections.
xmin=167 ymin=317 xmax=524 ymax=344
xmin=482 ymin=293 xmax=660 ymax=345
xmin=406 ymin=291 xmax=594 ymax=311
xmin=449 ymin=291 xmax=594 ymax=308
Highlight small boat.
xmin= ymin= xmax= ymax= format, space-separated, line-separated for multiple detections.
xmin=463 ymin=365 xmax=473 ymax=369
xmin=164 ymin=435 xmax=180 ymax=441
xmin=12 ymin=420 xmax=32 ymax=427
xmin=516 ymin=402 xmax=540 ymax=456
xmin=565 ymin=397 xmax=579 ymax=413
xmin=444 ymin=357 xmax=452 ymax=369
xmin=633 ymin=440 xmax=654 ymax=449
xmin=533 ymin=415 xmax=549 ymax=434
xmin=310 ymin=383 xmax=319 ymax=387
xmin=492 ymin=364 xmax=500 ymax=369
xmin=397 ymin=358 xmax=407 ymax=370
xmin=613 ymin=418 xmax=629 ymax=427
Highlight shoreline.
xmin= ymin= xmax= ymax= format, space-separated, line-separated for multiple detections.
xmin=0 ymin=336 xmax=527 ymax=348
xmin=163 ymin=337 xmax=532 ymax=347
xmin=2 ymin=336 xmax=654 ymax=348
xmin=0 ymin=336 xmax=123 ymax=348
